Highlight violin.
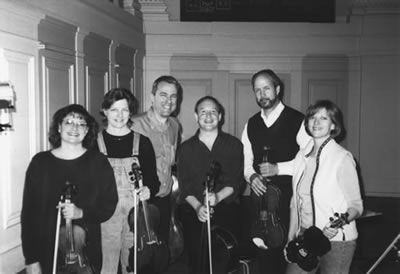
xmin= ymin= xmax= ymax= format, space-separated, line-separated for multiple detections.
xmin=127 ymin=163 xmax=169 ymax=274
xmin=251 ymin=146 xmax=285 ymax=250
xmin=56 ymin=181 xmax=94 ymax=274
xmin=198 ymin=161 xmax=240 ymax=274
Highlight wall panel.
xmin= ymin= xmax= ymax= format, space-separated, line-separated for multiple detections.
xmin=84 ymin=33 xmax=111 ymax=124
xmin=0 ymin=47 xmax=36 ymax=273
xmin=178 ymin=79 xmax=211 ymax=140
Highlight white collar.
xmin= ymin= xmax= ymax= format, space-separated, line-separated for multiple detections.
xmin=260 ymin=101 xmax=284 ymax=127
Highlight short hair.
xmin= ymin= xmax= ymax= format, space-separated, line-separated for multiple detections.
xmin=48 ymin=104 xmax=98 ymax=149
xmin=151 ymin=75 xmax=183 ymax=100
xmin=194 ymin=96 xmax=222 ymax=114
xmin=305 ymin=100 xmax=345 ymax=139
xmin=194 ymin=96 xmax=225 ymax=128
xmin=251 ymin=69 xmax=283 ymax=91
xmin=100 ymin=88 xmax=137 ymax=126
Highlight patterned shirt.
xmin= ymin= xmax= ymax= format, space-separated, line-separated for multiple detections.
xmin=131 ymin=107 xmax=181 ymax=197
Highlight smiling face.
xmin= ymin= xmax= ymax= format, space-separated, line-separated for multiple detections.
xmin=151 ymin=81 xmax=178 ymax=119
xmin=307 ymin=108 xmax=336 ymax=140
xmin=103 ymin=99 xmax=131 ymax=130
xmin=59 ymin=113 xmax=88 ymax=145
xmin=195 ymin=99 xmax=221 ymax=132
xmin=253 ymin=75 xmax=280 ymax=110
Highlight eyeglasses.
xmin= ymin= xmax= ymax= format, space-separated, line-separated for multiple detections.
xmin=62 ymin=119 xmax=88 ymax=130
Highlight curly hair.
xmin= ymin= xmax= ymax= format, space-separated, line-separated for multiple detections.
xmin=48 ymin=104 xmax=98 ymax=149
xmin=100 ymin=88 xmax=137 ymax=126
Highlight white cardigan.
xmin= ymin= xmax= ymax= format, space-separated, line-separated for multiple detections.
xmin=290 ymin=139 xmax=363 ymax=242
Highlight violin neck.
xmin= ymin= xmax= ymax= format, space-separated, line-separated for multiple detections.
xmin=64 ymin=197 xmax=76 ymax=253
xmin=137 ymin=177 xmax=156 ymax=242
xmin=141 ymin=200 xmax=152 ymax=234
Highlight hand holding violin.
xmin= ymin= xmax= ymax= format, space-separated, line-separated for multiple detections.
xmin=196 ymin=205 xmax=209 ymax=223
xmin=136 ymin=186 xmax=150 ymax=201
xmin=58 ymin=202 xmax=83 ymax=220
xmin=207 ymin=192 xmax=219 ymax=207
xmin=258 ymin=162 xmax=278 ymax=178
xmin=323 ymin=212 xmax=350 ymax=239
xmin=249 ymin=174 xmax=267 ymax=197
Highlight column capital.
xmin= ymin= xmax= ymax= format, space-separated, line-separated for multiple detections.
xmin=138 ymin=0 xmax=169 ymax=21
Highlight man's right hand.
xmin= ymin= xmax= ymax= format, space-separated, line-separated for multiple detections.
xmin=250 ymin=174 xmax=267 ymax=196
xmin=258 ymin=162 xmax=278 ymax=177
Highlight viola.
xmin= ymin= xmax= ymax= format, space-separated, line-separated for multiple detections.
xmin=127 ymin=163 xmax=169 ymax=274
xmin=251 ymin=146 xmax=285 ymax=250
xmin=56 ymin=181 xmax=95 ymax=274
xmin=198 ymin=161 xmax=240 ymax=274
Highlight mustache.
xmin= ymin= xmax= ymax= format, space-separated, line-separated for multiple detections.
xmin=258 ymin=98 xmax=272 ymax=104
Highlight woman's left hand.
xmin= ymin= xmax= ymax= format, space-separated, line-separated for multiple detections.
xmin=59 ymin=202 xmax=83 ymax=220
xmin=137 ymin=186 xmax=150 ymax=201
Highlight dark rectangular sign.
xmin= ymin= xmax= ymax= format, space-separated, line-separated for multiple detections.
xmin=181 ymin=0 xmax=335 ymax=22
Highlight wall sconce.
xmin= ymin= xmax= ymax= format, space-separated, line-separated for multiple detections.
xmin=0 ymin=82 xmax=15 ymax=133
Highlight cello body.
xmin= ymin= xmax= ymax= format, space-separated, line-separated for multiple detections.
xmin=210 ymin=226 xmax=240 ymax=274
xmin=168 ymin=176 xmax=184 ymax=263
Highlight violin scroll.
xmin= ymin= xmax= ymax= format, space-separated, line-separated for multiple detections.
xmin=329 ymin=212 xmax=349 ymax=229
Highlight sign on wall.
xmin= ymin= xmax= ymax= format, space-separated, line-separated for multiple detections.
xmin=181 ymin=0 xmax=335 ymax=22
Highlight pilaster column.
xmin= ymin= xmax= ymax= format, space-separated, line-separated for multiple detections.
xmin=138 ymin=0 xmax=169 ymax=21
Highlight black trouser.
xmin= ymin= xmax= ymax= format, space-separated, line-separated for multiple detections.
xmin=179 ymin=201 xmax=240 ymax=274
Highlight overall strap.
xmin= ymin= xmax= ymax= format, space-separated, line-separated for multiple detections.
xmin=132 ymin=132 xmax=140 ymax=158
xmin=97 ymin=132 xmax=108 ymax=155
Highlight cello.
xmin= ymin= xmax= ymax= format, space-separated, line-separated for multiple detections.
xmin=251 ymin=146 xmax=285 ymax=250
xmin=127 ymin=163 xmax=169 ymax=273
xmin=168 ymin=175 xmax=184 ymax=263
xmin=198 ymin=161 xmax=240 ymax=274
xmin=55 ymin=181 xmax=94 ymax=274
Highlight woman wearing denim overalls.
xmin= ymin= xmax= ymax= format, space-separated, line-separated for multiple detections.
xmin=96 ymin=88 xmax=159 ymax=274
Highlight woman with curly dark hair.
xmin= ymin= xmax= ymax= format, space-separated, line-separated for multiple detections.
xmin=21 ymin=104 xmax=118 ymax=274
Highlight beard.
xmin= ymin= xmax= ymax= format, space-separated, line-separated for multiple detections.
xmin=256 ymin=96 xmax=278 ymax=110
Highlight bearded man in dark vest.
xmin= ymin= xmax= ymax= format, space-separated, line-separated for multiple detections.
xmin=241 ymin=69 xmax=311 ymax=273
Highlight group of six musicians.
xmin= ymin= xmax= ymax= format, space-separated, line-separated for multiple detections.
xmin=21 ymin=69 xmax=363 ymax=274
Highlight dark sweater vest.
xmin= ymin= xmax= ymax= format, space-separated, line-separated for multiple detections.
xmin=247 ymin=106 xmax=304 ymax=183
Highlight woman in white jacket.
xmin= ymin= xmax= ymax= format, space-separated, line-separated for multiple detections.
xmin=286 ymin=100 xmax=363 ymax=274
